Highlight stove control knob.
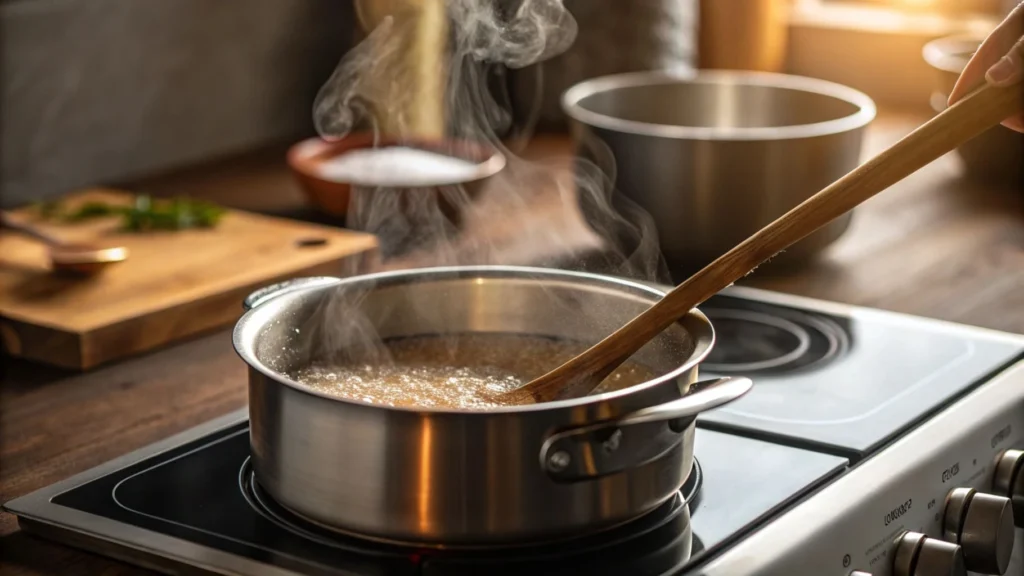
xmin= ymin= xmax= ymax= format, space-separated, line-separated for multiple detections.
xmin=993 ymin=449 xmax=1024 ymax=527
xmin=943 ymin=487 xmax=1015 ymax=574
xmin=893 ymin=532 xmax=966 ymax=576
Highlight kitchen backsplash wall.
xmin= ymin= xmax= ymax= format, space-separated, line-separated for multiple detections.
xmin=1 ymin=0 xmax=353 ymax=208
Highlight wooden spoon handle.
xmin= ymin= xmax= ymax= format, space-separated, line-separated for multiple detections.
xmin=519 ymin=82 xmax=1024 ymax=403
xmin=0 ymin=212 xmax=65 ymax=247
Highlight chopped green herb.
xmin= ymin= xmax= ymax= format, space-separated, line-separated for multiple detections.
xmin=33 ymin=200 xmax=64 ymax=219
xmin=35 ymin=195 xmax=226 ymax=231
xmin=64 ymin=201 xmax=119 ymax=221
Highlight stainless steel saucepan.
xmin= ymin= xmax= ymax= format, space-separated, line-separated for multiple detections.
xmin=233 ymin=266 xmax=751 ymax=545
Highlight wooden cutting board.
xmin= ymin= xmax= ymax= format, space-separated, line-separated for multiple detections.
xmin=0 ymin=189 xmax=379 ymax=370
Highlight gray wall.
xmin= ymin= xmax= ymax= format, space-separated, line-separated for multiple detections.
xmin=1 ymin=0 xmax=354 ymax=208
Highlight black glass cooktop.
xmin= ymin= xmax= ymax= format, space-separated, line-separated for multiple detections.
xmin=698 ymin=293 xmax=1024 ymax=457
xmin=11 ymin=416 xmax=847 ymax=576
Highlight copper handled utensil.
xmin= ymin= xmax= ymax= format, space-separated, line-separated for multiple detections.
xmin=506 ymin=82 xmax=1024 ymax=403
xmin=0 ymin=212 xmax=129 ymax=275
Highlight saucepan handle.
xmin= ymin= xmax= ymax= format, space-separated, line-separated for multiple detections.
xmin=242 ymin=277 xmax=343 ymax=311
xmin=539 ymin=376 xmax=753 ymax=483
xmin=609 ymin=376 xmax=753 ymax=427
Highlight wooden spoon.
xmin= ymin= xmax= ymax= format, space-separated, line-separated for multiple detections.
xmin=1 ymin=212 xmax=129 ymax=275
xmin=506 ymin=82 xmax=1024 ymax=404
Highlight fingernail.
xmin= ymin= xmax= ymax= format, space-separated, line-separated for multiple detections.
xmin=986 ymin=56 xmax=1021 ymax=85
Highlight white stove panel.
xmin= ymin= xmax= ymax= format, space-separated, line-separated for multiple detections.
xmin=697 ymin=359 xmax=1024 ymax=576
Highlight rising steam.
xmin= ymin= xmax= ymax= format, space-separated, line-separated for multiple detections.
xmin=296 ymin=0 xmax=668 ymax=368
xmin=314 ymin=0 xmax=577 ymax=140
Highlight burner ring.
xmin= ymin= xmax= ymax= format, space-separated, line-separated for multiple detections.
xmin=239 ymin=457 xmax=699 ymax=552
xmin=700 ymin=305 xmax=849 ymax=375
xmin=681 ymin=457 xmax=703 ymax=510
xmin=701 ymin=309 xmax=812 ymax=373
xmin=795 ymin=312 xmax=848 ymax=369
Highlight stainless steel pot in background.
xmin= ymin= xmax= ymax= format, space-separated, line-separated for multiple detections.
xmin=562 ymin=70 xmax=877 ymax=275
xmin=234 ymin=266 xmax=751 ymax=545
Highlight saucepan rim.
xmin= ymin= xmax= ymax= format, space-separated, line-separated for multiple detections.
xmin=561 ymin=69 xmax=877 ymax=142
xmin=233 ymin=265 xmax=715 ymax=415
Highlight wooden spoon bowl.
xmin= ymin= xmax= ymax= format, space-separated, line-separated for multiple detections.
xmin=0 ymin=212 xmax=129 ymax=275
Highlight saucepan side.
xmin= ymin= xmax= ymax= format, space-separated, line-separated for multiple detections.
xmin=233 ymin=265 xmax=751 ymax=545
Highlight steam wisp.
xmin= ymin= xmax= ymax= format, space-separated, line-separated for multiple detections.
xmin=296 ymin=0 xmax=669 ymax=371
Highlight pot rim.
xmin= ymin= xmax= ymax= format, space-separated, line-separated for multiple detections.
xmin=233 ymin=265 xmax=715 ymax=415
xmin=561 ymin=69 xmax=877 ymax=142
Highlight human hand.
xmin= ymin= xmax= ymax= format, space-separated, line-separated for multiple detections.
xmin=948 ymin=1 xmax=1024 ymax=132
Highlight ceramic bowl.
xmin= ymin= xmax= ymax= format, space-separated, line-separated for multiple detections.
xmin=286 ymin=133 xmax=506 ymax=217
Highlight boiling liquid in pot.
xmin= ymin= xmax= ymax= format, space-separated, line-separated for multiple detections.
xmin=291 ymin=333 xmax=658 ymax=409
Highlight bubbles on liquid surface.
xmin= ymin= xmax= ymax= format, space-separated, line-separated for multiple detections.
xmin=290 ymin=334 xmax=658 ymax=409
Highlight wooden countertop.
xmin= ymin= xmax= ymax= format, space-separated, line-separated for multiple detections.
xmin=1 ymin=110 xmax=1022 ymax=574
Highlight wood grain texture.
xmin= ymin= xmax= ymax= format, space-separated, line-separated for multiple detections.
xmin=745 ymin=113 xmax=1024 ymax=332
xmin=2 ymin=110 xmax=1023 ymax=575
xmin=515 ymin=83 xmax=1024 ymax=402
xmin=0 ymin=189 xmax=378 ymax=370
xmin=0 ymin=330 xmax=247 ymax=575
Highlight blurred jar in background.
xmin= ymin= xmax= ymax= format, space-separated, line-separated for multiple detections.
xmin=506 ymin=0 xmax=696 ymax=133
xmin=698 ymin=0 xmax=788 ymax=72
xmin=353 ymin=0 xmax=448 ymax=139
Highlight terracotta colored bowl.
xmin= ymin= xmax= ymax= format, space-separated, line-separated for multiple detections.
xmin=287 ymin=133 xmax=507 ymax=218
